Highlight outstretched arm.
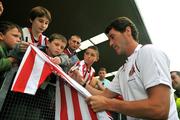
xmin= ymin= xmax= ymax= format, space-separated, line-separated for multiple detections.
xmin=69 ymin=69 xmax=118 ymax=97
xmin=86 ymin=84 xmax=170 ymax=120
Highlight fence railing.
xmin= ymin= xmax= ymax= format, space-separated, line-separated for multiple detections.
xmin=0 ymin=67 xmax=55 ymax=120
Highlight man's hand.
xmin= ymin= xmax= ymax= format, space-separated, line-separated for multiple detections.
xmin=86 ymin=95 xmax=109 ymax=112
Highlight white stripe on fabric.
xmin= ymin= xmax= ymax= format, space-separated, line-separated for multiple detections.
xmin=31 ymin=45 xmax=53 ymax=65
xmin=78 ymin=93 xmax=91 ymax=120
xmin=24 ymin=54 xmax=45 ymax=94
xmin=15 ymin=45 xmax=111 ymax=120
xmin=84 ymin=72 xmax=89 ymax=82
xmin=42 ymin=35 xmax=46 ymax=46
xmin=11 ymin=46 xmax=32 ymax=90
xmin=64 ymin=85 xmax=75 ymax=120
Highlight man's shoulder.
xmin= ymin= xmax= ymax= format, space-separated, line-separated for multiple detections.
xmin=136 ymin=44 xmax=169 ymax=69
xmin=140 ymin=44 xmax=158 ymax=52
xmin=138 ymin=44 xmax=165 ymax=57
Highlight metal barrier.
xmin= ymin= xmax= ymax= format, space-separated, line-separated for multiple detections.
xmin=0 ymin=67 xmax=55 ymax=120
xmin=0 ymin=67 xmax=126 ymax=120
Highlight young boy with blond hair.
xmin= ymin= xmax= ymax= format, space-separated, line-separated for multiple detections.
xmin=56 ymin=46 xmax=109 ymax=120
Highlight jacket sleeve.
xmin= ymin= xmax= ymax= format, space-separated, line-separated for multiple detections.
xmin=59 ymin=53 xmax=70 ymax=66
xmin=0 ymin=58 xmax=12 ymax=72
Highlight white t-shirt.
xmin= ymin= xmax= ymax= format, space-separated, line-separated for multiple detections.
xmin=108 ymin=44 xmax=178 ymax=120
xmin=22 ymin=27 xmax=48 ymax=47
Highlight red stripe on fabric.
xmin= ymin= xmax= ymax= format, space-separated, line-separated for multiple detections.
xmin=37 ymin=62 xmax=52 ymax=88
xmin=86 ymin=68 xmax=98 ymax=120
xmin=71 ymin=87 xmax=83 ymax=120
xmin=28 ymin=28 xmax=43 ymax=46
xmin=60 ymin=80 xmax=68 ymax=120
xmin=88 ymin=106 xmax=98 ymax=120
xmin=82 ymin=64 xmax=86 ymax=78
xmin=12 ymin=49 xmax=36 ymax=92
xmin=106 ymin=111 xmax=112 ymax=118
xmin=38 ymin=34 xmax=42 ymax=46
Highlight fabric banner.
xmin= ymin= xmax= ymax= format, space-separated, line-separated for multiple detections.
xmin=11 ymin=45 xmax=111 ymax=120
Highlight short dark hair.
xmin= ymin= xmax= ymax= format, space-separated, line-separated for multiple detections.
xmin=49 ymin=33 xmax=67 ymax=44
xmin=86 ymin=46 xmax=99 ymax=61
xmin=99 ymin=67 xmax=107 ymax=72
xmin=105 ymin=17 xmax=139 ymax=42
xmin=170 ymin=71 xmax=180 ymax=77
xmin=0 ymin=21 xmax=22 ymax=35
xmin=29 ymin=6 xmax=52 ymax=23
xmin=70 ymin=34 xmax=81 ymax=39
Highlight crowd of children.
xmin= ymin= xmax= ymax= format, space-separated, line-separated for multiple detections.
xmin=0 ymin=4 xmax=114 ymax=120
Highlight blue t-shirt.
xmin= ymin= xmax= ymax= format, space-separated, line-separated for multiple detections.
xmin=101 ymin=79 xmax=110 ymax=88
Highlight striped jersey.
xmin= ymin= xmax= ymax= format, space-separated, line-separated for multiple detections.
xmin=22 ymin=27 xmax=48 ymax=47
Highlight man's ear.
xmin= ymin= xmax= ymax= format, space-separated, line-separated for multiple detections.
xmin=125 ymin=26 xmax=132 ymax=35
xmin=0 ymin=32 xmax=4 ymax=41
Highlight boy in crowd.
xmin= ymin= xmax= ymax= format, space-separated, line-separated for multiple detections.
xmin=22 ymin=6 xmax=51 ymax=47
xmin=97 ymin=67 xmax=110 ymax=90
xmin=57 ymin=46 xmax=110 ymax=120
xmin=37 ymin=33 xmax=69 ymax=88
xmin=69 ymin=46 xmax=99 ymax=87
xmin=44 ymin=33 xmax=69 ymax=66
xmin=39 ymin=33 xmax=69 ymax=119
xmin=0 ymin=21 xmax=22 ymax=87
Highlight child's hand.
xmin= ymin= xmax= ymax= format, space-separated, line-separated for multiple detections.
xmin=89 ymin=77 xmax=99 ymax=88
xmin=51 ymin=57 xmax=61 ymax=65
xmin=68 ymin=69 xmax=84 ymax=85
xmin=97 ymin=80 xmax=105 ymax=90
xmin=18 ymin=41 xmax=30 ymax=52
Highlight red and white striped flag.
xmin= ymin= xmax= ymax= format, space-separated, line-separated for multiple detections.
xmin=11 ymin=45 xmax=112 ymax=120
xmin=11 ymin=45 xmax=53 ymax=94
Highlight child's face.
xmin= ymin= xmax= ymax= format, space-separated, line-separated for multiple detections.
xmin=1 ymin=28 xmax=21 ymax=49
xmin=84 ymin=48 xmax=98 ymax=66
xmin=31 ymin=17 xmax=49 ymax=34
xmin=47 ymin=39 xmax=66 ymax=57
xmin=98 ymin=70 xmax=106 ymax=79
